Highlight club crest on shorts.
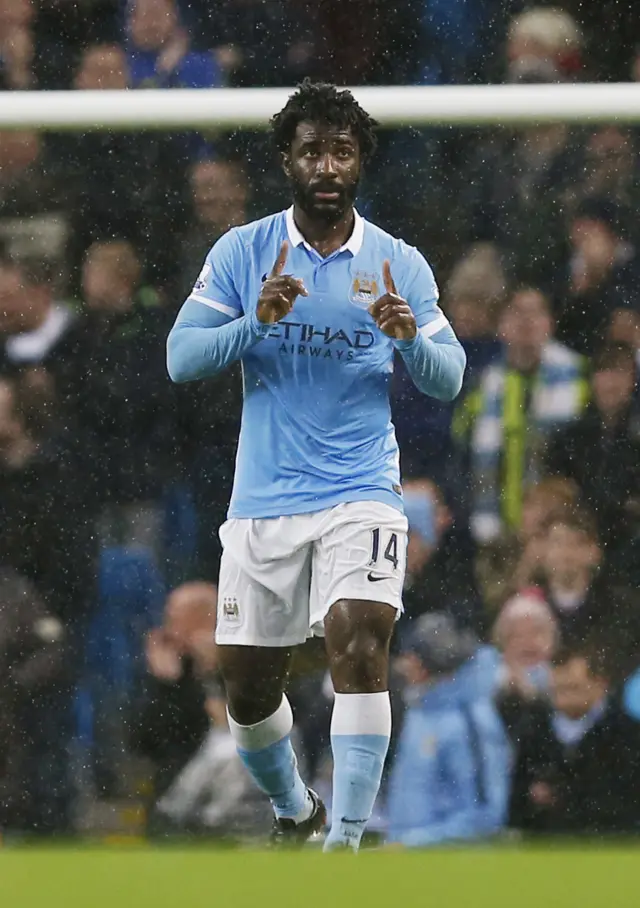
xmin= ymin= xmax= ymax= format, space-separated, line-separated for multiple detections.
xmin=349 ymin=271 xmax=380 ymax=308
xmin=222 ymin=597 xmax=240 ymax=623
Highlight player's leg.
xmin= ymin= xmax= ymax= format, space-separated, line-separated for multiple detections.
xmin=323 ymin=599 xmax=395 ymax=851
xmin=312 ymin=503 xmax=406 ymax=851
xmin=215 ymin=531 xmax=323 ymax=838
xmin=217 ymin=643 xmax=317 ymax=825
xmin=219 ymin=643 xmax=291 ymax=726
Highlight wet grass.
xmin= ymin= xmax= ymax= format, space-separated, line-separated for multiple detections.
xmin=1 ymin=843 xmax=639 ymax=908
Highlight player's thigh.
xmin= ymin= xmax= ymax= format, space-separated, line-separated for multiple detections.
xmin=216 ymin=544 xmax=312 ymax=649
xmin=310 ymin=501 xmax=408 ymax=631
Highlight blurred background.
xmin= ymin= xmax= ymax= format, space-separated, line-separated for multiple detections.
xmin=1 ymin=0 xmax=640 ymax=847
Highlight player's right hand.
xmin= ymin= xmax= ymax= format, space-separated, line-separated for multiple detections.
xmin=256 ymin=240 xmax=308 ymax=324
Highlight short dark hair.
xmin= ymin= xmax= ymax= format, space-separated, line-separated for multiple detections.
xmin=592 ymin=342 xmax=637 ymax=375
xmin=0 ymin=252 xmax=57 ymax=287
xmin=507 ymin=285 xmax=552 ymax=313
xmin=573 ymin=197 xmax=626 ymax=237
xmin=270 ymin=78 xmax=378 ymax=162
xmin=552 ymin=642 xmax=609 ymax=678
xmin=546 ymin=506 xmax=599 ymax=543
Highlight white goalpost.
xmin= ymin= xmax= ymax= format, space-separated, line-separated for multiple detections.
xmin=1 ymin=83 xmax=640 ymax=130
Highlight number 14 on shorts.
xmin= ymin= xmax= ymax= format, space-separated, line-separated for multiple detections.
xmin=367 ymin=527 xmax=399 ymax=581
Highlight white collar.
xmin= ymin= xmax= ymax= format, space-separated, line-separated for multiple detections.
xmin=5 ymin=303 xmax=74 ymax=364
xmin=285 ymin=206 xmax=364 ymax=256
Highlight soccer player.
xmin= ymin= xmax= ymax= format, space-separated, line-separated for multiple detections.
xmin=166 ymin=80 xmax=466 ymax=851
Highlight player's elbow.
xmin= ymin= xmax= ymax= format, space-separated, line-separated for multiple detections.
xmin=433 ymin=375 xmax=464 ymax=402
xmin=166 ymin=330 xmax=195 ymax=383
xmin=430 ymin=349 xmax=466 ymax=402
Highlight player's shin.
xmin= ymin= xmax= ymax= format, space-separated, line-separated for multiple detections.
xmin=227 ymin=694 xmax=313 ymax=823
xmin=324 ymin=691 xmax=391 ymax=852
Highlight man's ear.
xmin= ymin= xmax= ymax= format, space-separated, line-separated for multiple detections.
xmin=281 ymin=152 xmax=292 ymax=179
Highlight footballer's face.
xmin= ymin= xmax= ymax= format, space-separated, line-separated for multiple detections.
xmin=284 ymin=121 xmax=361 ymax=224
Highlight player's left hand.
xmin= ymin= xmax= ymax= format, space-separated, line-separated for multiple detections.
xmin=368 ymin=260 xmax=417 ymax=341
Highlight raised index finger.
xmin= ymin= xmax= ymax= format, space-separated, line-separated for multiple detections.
xmin=383 ymin=259 xmax=397 ymax=295
xmin=270 ymin=240 xmax=289 ymax=278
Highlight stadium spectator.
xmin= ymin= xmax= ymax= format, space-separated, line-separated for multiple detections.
xmin=572 ymin=2 xmax=640 ymax=82
xmin=0 ymin=373 xmax=94 ymax=830
xmin=488 ymin=593 xmax=557 ymax=695
xmin=132 ymin=582 xmax=218 ymax=798
xmin=454 ymin=288 xmax=587 ymax=544
xmin=392 ymin=242 xmax=503 ymax=478
xmin=557 ymin=198 xmax=640 ymax=356
xmin=74 ymin=41 xmax=129 ymax=90
xmin=528 ymin=510 xmax=610 ymax=647
xmin=173 ymin=156 xmax=249 ymax=576
xmin=444 ymin=243 xmax=506 ymax=356
xmin=126 ymin=0 xmax=221 ymax=90
xmin=509 ymin=644 xmax=640 ymax=835
xmin=54 ymin=240 xmax=177 ymax=544
xmin=506 ymin=7 xmax=583 ymax=84
xmin=177 ymin=157 xmax=250 ymax=299
xmin=414 ymin=0 xmax=507 ymax=86
xmin=132 ymin=581 xmax=268 ymax=835
xmin=177 ymin=357 xmax=242 ymax=581
xmin=386 ymin=613 xmax=510 ymax=847
xmin=399 ymin=477 xmax=483 ymax=638
xmin=29 ymin=0 xmax=121 ymax=90
xmin=133 ymin=583 xmax=215 ymax=826
xmin=0 ymin=567 xmax=67 ymax=832
xmin=0 ymin=255 xmax=75 ymax=375
xmin=301 ymin=0 xmax=422 ymax=86
xmin=464 ymin=16 xmax=583 ymax=287
xmin=608 ymin=304 xmax=640 ymax=375
xmin=476 ymin=477 xmax=580 ymax=612
xmin=566 ymin=127 xmax=640 ymax=224
xmin=0 ymin=129 xmax=53 ymax=216
xmin=155 ymin=691 xmax=271 ymax=838
xmin=0 ymin=129 xmax=68 ymax=266
xmin=545 ymin=344 xmax=640 ymax=570
xmin=65 ymin=41 xmax=186 ymax=289
xmin=480 ymin=593 xmax=558 ymax=740
xmin=0 ymin=375 xmax=94 ymax=626
xmin=0 ymin=0 xmax=35 ymax=89
xmin=197 ymin=0 xmax=318 ymax=88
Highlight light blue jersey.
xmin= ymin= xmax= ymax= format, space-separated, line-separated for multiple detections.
xmin=167 ymin=207 xmax=465 ymax=519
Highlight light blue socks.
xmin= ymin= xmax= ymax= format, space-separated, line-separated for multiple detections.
xmin=324 ymin=692 xmax=392 ymax=852
xmin=228 ymin=695 xmax=313 ymax=822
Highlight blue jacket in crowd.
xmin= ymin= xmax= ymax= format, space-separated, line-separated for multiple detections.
xmin=387 ymin=661 xmax=511 ymax=847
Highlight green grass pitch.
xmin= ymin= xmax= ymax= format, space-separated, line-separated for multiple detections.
xmin=1 ymin=845 xmax=638 ymax=908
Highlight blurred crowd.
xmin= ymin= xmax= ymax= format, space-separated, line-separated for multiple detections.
xmin=2 ymin=0 xmax=640 ymax=844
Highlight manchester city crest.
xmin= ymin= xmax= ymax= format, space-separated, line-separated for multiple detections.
xmin=349 ymin=271 xmax=380 ymax=308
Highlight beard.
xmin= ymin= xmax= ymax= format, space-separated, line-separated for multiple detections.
xmin=290 ymin=174 xmax=359 ymax=225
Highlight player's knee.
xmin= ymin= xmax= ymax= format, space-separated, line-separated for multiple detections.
xmin=225 ymin=682 xmax=283 ymax=726
xmin=329 ymin=628 xmax=389 ymax=691
xmin=342 ymin=631 xmax=382 ymax=665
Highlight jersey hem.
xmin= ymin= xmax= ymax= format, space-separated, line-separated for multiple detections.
xmin=227 ymin=488 xmax=404 ymax=520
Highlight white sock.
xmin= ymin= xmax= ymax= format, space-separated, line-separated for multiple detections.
xmin=325 ymin=692 xmax=392 ymax=852
xmin=227 ymin=696 xmax=313 ymax=823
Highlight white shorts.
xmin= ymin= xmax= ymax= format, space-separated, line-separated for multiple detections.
xmin=215 ymin=501 xmax=408 ymax=647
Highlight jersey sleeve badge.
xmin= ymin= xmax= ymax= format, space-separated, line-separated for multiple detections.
xmin=193 ymin=262 xmax=212 ymax=293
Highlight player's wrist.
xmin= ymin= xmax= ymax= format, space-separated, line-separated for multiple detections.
xmin=249 ymin=308 xmax=272 ymax=338
xmin=392 ymin=331 xmax=420 ymax=350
